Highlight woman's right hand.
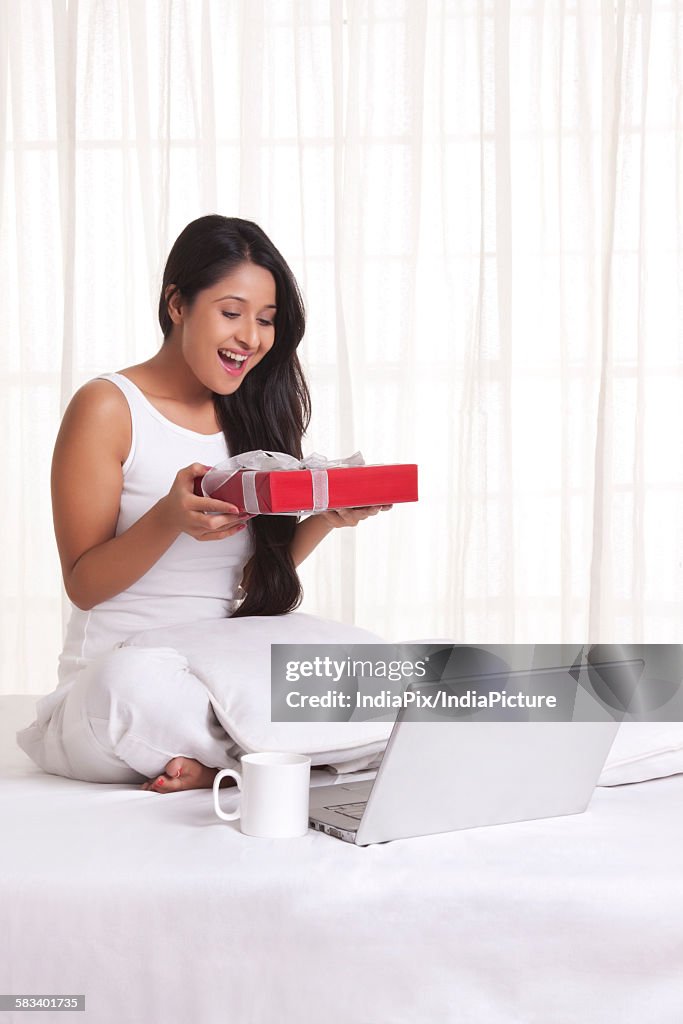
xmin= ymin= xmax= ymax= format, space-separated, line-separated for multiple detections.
xmin=158 ymin=463 xmax=249 ymax=542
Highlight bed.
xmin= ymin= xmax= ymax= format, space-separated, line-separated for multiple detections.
xmin=2 ymin=692 xmax=683 ymax=1024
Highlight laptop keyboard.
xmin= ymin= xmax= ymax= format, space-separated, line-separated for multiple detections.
xmin=325 ymin=801 xmax=368 ymax=822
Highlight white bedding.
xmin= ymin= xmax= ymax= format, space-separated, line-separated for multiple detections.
xmin=3 ymin=694 xmax=683 ymax=1024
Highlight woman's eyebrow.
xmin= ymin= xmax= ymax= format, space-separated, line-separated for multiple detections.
xmin=214 ymin=293 xmax=277 ymax=310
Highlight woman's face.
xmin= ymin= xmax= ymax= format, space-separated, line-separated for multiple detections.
xmin=167 ymin=261 xmax=277 ymax=394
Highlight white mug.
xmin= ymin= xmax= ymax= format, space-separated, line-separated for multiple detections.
xmin=213 ymin=752 xmax=312 ymax=838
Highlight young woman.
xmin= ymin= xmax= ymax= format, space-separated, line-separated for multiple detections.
xmin=17 ymin=215 xmax=390 ymax=793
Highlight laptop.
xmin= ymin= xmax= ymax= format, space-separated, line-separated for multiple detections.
xmin=309 ymin=660 xmax=642 ymax=845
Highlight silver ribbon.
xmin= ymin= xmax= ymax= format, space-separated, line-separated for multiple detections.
xmin=200 ymin=449 xmax=366 ymax=515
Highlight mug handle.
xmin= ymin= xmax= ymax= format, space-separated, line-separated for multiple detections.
xmin=213 ymin=768 xmax=242 ymax=821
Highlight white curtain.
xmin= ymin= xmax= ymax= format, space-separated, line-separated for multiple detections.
xmin=1 ymin=0 xmax=681 ymax=695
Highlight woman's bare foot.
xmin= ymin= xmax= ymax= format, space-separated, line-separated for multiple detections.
xmin=140 ymin=756 xmax=237 ymax=794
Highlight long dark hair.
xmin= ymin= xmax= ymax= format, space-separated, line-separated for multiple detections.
xmin=158 ymin=215 xmax=311 ymax=616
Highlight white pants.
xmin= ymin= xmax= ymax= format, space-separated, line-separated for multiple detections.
xmin=16 ymin=646 xmax=236 ymax=785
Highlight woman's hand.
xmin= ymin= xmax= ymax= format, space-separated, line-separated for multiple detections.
xmin=157 ymin=463 xmax=250 ymax=542
xmin=317 ymin=504 xmax=393 ymax=529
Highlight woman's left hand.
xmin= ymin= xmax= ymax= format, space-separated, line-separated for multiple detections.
xmin=318 ymin=504 xmax=393 ymax=529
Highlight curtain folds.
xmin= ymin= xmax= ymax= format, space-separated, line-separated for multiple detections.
xmin=0 ymin=0 xmax=680 ymax=694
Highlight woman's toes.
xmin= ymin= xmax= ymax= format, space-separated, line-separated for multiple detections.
xmin=140 ymin=760 xmax=184 ymax=793
xmin=146 ymin=774 xmax=176 ymax=793
xmin=140 ymin=756 xmax=220 ymax=792
xmin=164 ymin=756 xmax=188 ymax=781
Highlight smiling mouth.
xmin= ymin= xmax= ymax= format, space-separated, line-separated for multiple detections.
xmin=217 ymin=350 xmax=249 ymax=376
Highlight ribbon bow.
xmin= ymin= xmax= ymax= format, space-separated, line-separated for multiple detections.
xmin=200 ymin=449 xmax=366 ymax=515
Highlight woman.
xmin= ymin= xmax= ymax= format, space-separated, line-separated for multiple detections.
xmin=17 ymin=215 xmax=390 ymax=792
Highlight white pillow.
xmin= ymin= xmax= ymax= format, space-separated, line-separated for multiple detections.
xmin=598 ymin=723 xmax=683 ymax=786
xmin=121 ymin=621 xmax=683 ymax=785
xmin=121 ymin=612 xmax=393 ymax=769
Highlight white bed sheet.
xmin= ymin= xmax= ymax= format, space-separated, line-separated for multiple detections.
xmin=2 ymin=695 xmax=683 ymax=1024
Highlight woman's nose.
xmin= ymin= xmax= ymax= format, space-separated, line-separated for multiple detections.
xmin=236 ymin=319 xmax=260 ymax=350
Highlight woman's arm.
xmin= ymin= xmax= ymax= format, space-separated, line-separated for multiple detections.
xmin=52 ymin=381 xmax=241 ymax=610
xmin=52 ymin=381 xmax=184 ymax=610
xmin=289 ymin=505 xmax=392 ymax=568
xmin=289 ymin=514 xmax=335 ymax=568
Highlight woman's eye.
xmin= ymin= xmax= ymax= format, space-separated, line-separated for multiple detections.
xmin=221 ymin=312 xmax=274 ymax=327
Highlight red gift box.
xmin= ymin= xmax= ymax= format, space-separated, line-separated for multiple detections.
xmin=193 ymin=463 xmax=418 ymax=515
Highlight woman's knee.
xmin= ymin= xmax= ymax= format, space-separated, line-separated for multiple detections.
xmin=83 ymin=645 xmax=191 ymax=718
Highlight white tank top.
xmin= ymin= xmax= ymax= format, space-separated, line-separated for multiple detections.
xmin=57 ymin=371 xmax=254 ymax=688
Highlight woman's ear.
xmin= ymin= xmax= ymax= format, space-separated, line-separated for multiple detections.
xmin=165 ymin=283 xmax=183 ymax=324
